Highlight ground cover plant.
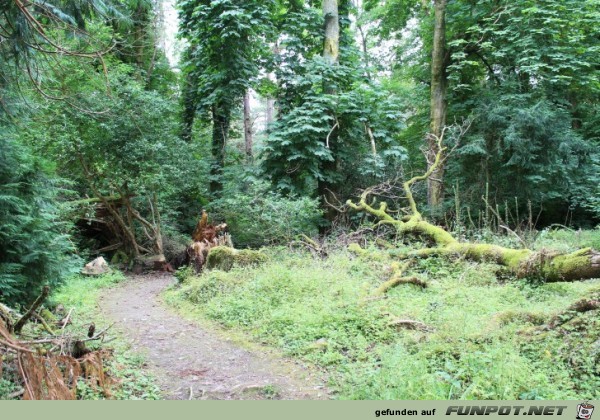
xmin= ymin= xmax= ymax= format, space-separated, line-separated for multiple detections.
xmin=168 ymin=228 xmax=600 ymax=400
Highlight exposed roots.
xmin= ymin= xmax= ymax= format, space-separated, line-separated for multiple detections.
xmin=172 ymin=210 xmax=232 ymax=273
xmin=1 ymin=312 xmax=114 ymax=400
xmin=372 ymin=260 xmax=427 ymax=296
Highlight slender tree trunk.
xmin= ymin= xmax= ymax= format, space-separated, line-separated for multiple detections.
xmin=355 ymin=0 xmax=371 ymax=80
xmin=243 ymin=91 xmax=253 ymax=163
xmin=133 ymin=3 xmax=148 ymax=69
xmin=156 ymin=0 xmax=167 ymax=52
xmin=318 ymin=0 xmax=340 ymax=227
xmin=427 ymin=0 xmax=447 ymax=215
xmin=357 ymin=25 xmax=371 ymax=80
xmin=323 ymin=0 xmax=340 ymax=66
xmin=210 ymin=104 xmax=230 ymax=195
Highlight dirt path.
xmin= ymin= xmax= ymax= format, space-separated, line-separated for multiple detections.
xmin=99 ymin=273 xmax=329 ymax=400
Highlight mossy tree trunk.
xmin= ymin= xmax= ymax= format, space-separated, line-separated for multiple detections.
xmin=427 ymin=0 xmax=448 ymax=215
xmin=347 ymin=136 xmax=600 ymax=282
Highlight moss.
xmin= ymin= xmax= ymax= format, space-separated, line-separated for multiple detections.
xmin=206 ymin=246 xmax=267 ymax=272
xmin=237 ymin=249 xmax=268 ymax=267
xmin=442 ymin=243 xmax=600 ymax=282
xmin=348 ymin=243 xmax=366 ymax=256
xmin=40 ymin=308 xmax=57 ymax=323
xmin=347 ymin=243 xmax=391 ymax=263
xmin=111 ymin=250 xmax=129 ymax=265
xmin=399 ymin=220 xmax=457 ymax=247
xmin=445 ymin=243 xmax=531 ymax=269
xmin=541 ymin=248 xmax=600 ymax=282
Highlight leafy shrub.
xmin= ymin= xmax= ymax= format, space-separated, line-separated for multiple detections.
xmin=0 ymin=136 xmax=79 ymax=307
xmin=208 ymin=180 xmax=322 ymax=248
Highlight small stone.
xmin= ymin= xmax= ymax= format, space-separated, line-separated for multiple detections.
xmin=81 ymin=256 xmax=110 ymax=275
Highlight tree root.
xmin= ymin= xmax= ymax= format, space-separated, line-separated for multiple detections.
xmin=375 ymin=276 xmax=428 ymax=295
xmin=31 ymin=313 xmax=56 ymax=335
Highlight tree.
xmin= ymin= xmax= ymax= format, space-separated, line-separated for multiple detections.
xmin=178 ymin=0 xmax=274 ymax=195
xmin=427 ymin=0 xmax=447 ymax=214
xmin=243 ymin=91 xmax=254 ymax=162
xmin=35 ymin=65 xmax=192 ymax=261
xmin=443 ymin=0 xmax=600 ymax=224
xmin=370 ymin=0 xmax=599 ymax=224
xmin=318 ymin=0 xmax=341 ymax=221
xmin=323 ymin=0 xmax=340 ymax=66
xmin=261 ymin=0 xmax=409 ymax=211
xmin=0 ymin=135 xmax=78 ymax=306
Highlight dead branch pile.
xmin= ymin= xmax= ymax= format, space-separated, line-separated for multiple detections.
xmin=0 ymin=290 xmax=114 ymax=400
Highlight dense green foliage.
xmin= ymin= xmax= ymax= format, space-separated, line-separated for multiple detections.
xmin=1 ymin=0 xmax=599 ymax=402
xmin=179 ymin=0 xmax=274 ymax=193
xmin=0 ymin=136 xmax=78 ymax=306
xmin=261 ymin=58 xmax=408 ymax=197
xmin=208 ymin=179 xmax=322 ymax=247
xmin=374 ymin=0 xmax=600 ymax=223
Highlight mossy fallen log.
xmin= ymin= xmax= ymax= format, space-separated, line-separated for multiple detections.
xmin=346 ymin=134 xmax=600 ymax=283
xmin=206 ymin=246 xmax=267 ymax=272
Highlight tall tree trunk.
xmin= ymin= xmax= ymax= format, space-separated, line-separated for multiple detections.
xmin=323 ymin=0 xmax=340 ymax=66
xmin=133 ymin=3 xmax=149 ymax=69
xmin=355 ymin=0 xmax=371 ymax=80
xmin=319 ymin=0 xmax=340 ymax=227
xmin=427 ymin=0 xmax=447 ymax=215
xmin=210 ymin=104 xmax=230 ymax=195
xmin=243 ymin=91 xmax=253 ymax=163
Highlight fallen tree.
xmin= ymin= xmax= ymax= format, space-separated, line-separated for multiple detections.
xmin=347 ymin=134 xmax=600 ymax=283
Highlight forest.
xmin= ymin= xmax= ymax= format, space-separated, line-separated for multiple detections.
xmin=0 ymin=0 xmax=599 ymax=401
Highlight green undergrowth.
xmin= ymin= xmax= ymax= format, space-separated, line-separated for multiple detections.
xmin=463 ymin=226 xmax=600 ymax=254
xmin=47 ymin=272 xmax=161 ymax=400
xmin=167 ymin=231 xmax=600 ymax=400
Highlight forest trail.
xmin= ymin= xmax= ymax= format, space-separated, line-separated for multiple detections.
xmin=99 ymin=273 xmax=329 ymax=400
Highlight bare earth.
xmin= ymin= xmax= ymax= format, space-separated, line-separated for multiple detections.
xmin=99 ymin=273 xmax=329 ymax=400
